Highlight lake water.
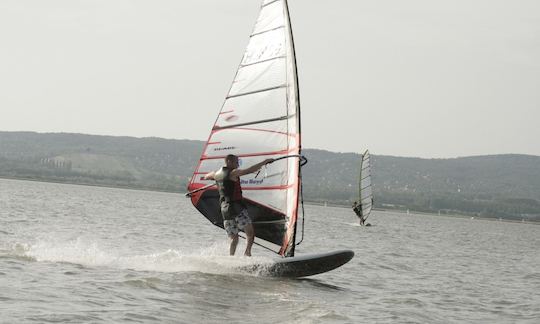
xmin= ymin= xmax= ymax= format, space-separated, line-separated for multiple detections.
xmin=1 ymin=178 xmax=539 ymax=323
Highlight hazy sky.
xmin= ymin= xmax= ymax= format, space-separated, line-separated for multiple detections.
xmin=1 ymin=0 xmax=539 ymax=158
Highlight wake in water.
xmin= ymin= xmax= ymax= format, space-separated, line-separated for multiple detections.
xmin=343 ymin=222 xmax=362 ymax=227
xmin=1 ymin=238 xmax=276 ymax=277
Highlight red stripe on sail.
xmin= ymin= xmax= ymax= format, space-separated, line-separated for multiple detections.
xmin=235 ymin=127 xmax=293 ymax=137
xmin=189 ymin=183 xmax=293 ymax=191
xmin=187 ymin=103 xmax=225 ymax=201
xmin=242 ymin=184 xmax=294 ymax=191
xmin=193 ymin=172 xmax=209 ymax=175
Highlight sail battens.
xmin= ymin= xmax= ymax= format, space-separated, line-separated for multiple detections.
xmin=201 ymin=148 xmax=296 ymax=160
xmin=240 ymin=55 xmax=286 ymax=68
xmin=226 ymin=84 xmax=287 ymax=99
xmin=214 ymin=115 xmax=289 ymax=130
xmin=251 ymin=25 xmax=285 ymax=38
xmin=234 ymin=126 xmax=293 ymax=136
xmin=200 ymin=146 xmax=299 ymax=162
xmin=261 ymin=0 xmax=280 ymax=8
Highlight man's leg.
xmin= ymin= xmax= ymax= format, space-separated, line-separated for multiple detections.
xmin=244 ymin=224 xmax=254 ymax=257
xmin=229 ymin=234 xmax=239 ymax=256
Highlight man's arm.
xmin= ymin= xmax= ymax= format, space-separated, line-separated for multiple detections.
xmin=231 ymin=158 xmax=274 ymax=178
xmin=202 ymin=171 xmax=216 ymax=180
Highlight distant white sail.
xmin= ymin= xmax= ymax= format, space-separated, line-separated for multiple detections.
xmin=187 ymin=0 xmax=302 ymax=257
xmin=359 ymin=150 xmax=373 ymax=220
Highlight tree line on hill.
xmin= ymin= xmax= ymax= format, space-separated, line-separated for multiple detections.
xmin=1 ymin=131 xmax=539 ymax=220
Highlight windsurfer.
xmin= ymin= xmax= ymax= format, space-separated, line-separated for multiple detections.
xmin=352 ymin=201 xmax=365 ymax=225
xmin=203 ymin=154 xmax=274 ymax=256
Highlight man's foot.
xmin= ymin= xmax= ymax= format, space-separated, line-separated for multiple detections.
xmin=244 ymin=251 xmax=251 ymax=257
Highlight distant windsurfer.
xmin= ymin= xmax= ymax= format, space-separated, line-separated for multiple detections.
xmin=203 ymin=154 xmax=274 ymax=256
xmin=352 ymin=201 xmax=365 ymax=225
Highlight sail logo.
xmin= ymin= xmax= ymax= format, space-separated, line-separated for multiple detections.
xmin=241 ymin=179 xmax=264 ymax=185
xmin=213 ymin=146 xmax=236 ymax=152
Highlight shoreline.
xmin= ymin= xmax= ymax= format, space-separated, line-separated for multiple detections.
xmin=0 ymin=175 xmax=183 ymax=195
xmin=2 ymin=176 xmax=539 ymax=224
xmin=308 ymin=200 xmax=540 ymax=225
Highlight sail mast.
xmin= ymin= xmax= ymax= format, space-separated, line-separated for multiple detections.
xmin=284 ymin=0 xmax=301 ymax=137
xmin=280 ymin=0 xmax=302 ymax=257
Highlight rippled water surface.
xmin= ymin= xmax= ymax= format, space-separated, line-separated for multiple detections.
xmin=1 ymin=178 xmax=539 ymax=323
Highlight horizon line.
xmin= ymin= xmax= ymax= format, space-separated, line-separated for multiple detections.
xmin=1 ymin=129 xmax=539 ymax=160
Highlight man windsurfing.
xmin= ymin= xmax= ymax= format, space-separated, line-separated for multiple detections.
xmin=203 ymin=154 xmax=274 ymax=256
xmin=352 ymin=201 xmax=366 ymax=225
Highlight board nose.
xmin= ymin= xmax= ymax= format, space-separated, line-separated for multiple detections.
xmin=338 ymin=250 xmax=355 ymax=263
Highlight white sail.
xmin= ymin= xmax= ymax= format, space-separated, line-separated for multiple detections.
xmin=187 ymin=0 xmax=301 ymax=257
xmin=359 ymin=150 xmax=373 ymax=220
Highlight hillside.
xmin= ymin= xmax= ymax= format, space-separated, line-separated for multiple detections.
xmin=1 ymin=131 xmax=539 ymax=220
